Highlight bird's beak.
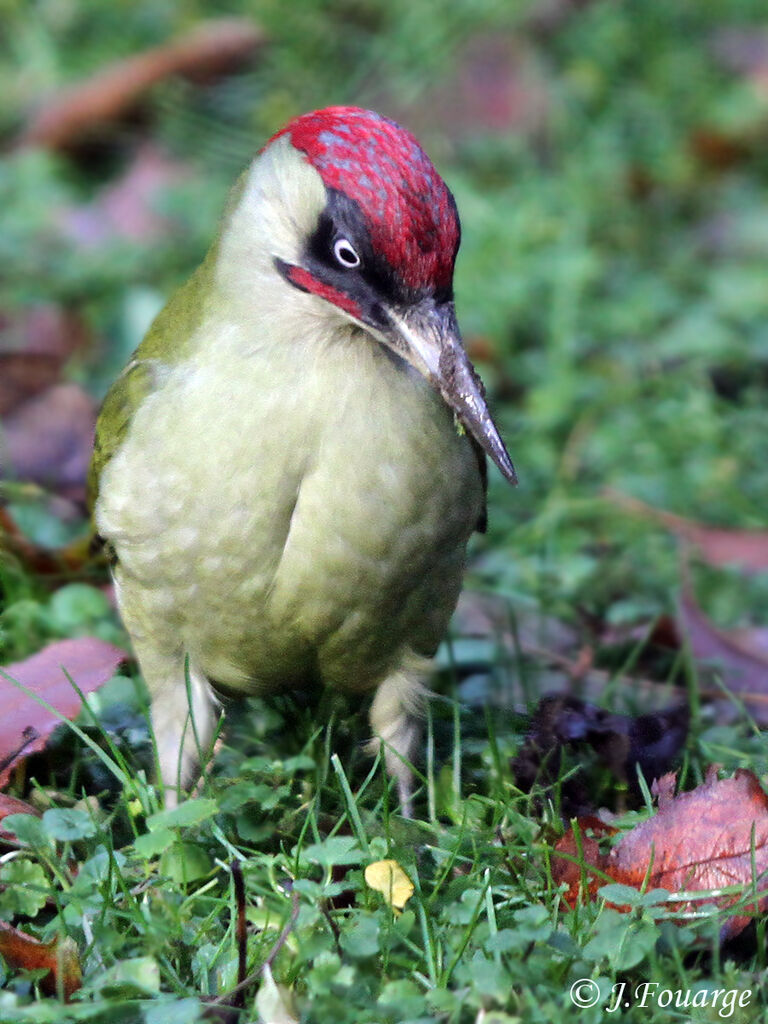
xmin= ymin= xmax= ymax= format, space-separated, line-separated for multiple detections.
xmin=383 ymin=301 xmax=517 ymax=485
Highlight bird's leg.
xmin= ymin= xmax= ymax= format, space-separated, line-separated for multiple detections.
xmin=368 ymin=659 xmax=430 ymax=818
xmin=132 ymin=639 xmax=218 ymax=807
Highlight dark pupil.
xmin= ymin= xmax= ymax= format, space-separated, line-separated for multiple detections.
xmin=337 ymin=243 xmax=356 ymax=265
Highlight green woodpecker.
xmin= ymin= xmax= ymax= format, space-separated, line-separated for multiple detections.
xmin=89 ymin=106 xmax=516 ymax=811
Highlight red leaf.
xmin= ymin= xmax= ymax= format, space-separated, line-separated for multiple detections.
xmin=0 ymin=638 xmax=127 ymax=787
xmin=552 ymin=816 xmax=616 ymax=904
xmin=554 ymin=768 xmax=768 ymax=940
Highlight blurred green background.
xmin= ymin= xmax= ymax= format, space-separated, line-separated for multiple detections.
xmin=2 ymin=0 xmax=768 ymax=654
xmin=2 ymin=5 xmax=768 ymax=1018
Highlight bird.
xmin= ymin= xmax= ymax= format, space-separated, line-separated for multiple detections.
xmin=88 ymin=106 xmax=516 ymax=812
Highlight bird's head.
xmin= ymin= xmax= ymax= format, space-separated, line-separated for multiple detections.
xmin=218 ymin=106 xmax=516 ymax=484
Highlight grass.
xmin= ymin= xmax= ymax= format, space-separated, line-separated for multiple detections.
xmin=2 ymin=668 xmax=768 ymax=1022
xmin=2 ymin=0 xmax=768 ymax=1020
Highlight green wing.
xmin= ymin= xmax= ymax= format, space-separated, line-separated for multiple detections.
xmin=87 ymin=257 xmax=215 ymax=514
xmin=87 ymin=359 xmax=157 ymax=512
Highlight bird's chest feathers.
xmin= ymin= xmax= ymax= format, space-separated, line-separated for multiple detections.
xmin=98 ymin=326 xmax=482 ymax=683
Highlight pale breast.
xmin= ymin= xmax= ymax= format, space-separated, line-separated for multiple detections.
xmin=97 ymin=329 xmax=483 ymax=694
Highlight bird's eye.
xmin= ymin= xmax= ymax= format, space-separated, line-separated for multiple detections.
xmin=333 ymin=238 xmax=360 ymax=269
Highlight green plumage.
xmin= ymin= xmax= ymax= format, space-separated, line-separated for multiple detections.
xmin=89 ymin=116 xmax=510 ymax=810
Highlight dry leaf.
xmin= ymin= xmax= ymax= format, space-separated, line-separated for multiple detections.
xmin=364 ymin=859 xmax=414 ymax=911
xmin=2 ymin=383 xmax=97 ymax=504
xmin=396 ymin=34 xmax=549 ymax=144
xmin=554 ymin=767 xmax=768 ymax=940
xmin=678 ymin=579 xmax=768 ymax=719
xmin=605 ymin=489 xmax=768 ymax=572
xmin=551 ymin=816 xmax=616 ymax=905
xmin=18 ymin=19 xmax=266 ymax=151
xmin=0 ymin=922 xmax=81 ymax=1000
xmin=0 ymin=638 xmax=127 ymax=787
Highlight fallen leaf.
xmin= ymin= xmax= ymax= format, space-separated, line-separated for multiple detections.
xmin=18 ymin=19 xmax=266 ymax=151
xmin=605 ymin=490 xmax=768 ymax=572
xmin=454 ymin=590 xmax=579 ymax=659
xmin=1 ymin=383 xmax=97 ymax=504
xmin=364 ymin=859 xmax=414 ymax=911
xmin=0 ymin=307 xmax=88 ymax=417
xmin=551 ymin=816 xmax=615 ymax=905
xmin=554 ymin=767 xmax=768 ymax=941
xmin=0 ymin=638 xmax=128 ymax=787
xmin=678 ymin=579 xmax=768 ymax=720
xmin=0 ymin=921 xmax=81 ymax=1000
xmin=512 ymin=694 xmax=689 ymax=817
xmin=0 ymin=793 xmax=40 ymax=841
xmin=711 ymin=26 xmax=768 ymax=75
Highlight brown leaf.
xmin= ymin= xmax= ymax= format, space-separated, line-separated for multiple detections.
xmin=690 ymin=129 xmax=754 ymax=171
xmin=555 ymin=768 xmax=768 ymax=940
xmin=0 ymin=921 xmax=81 ymax=1000
xmin=0 ymin=307 xmax=88 ymax=417
xmin=0 ymin=638 xmax=128 ymax=787
xmin=18 ymin=19 xmax=266 ymax=151
xmin=1 ymin=383 xmax=97 ymax=504
xmin=605 ymin=489 xmax=768 ymax=572
xmin=678 ymin=579 xmax=768 ymax=719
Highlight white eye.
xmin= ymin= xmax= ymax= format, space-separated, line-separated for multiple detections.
xmin=333 ymin=238 xmax=360 ymax=268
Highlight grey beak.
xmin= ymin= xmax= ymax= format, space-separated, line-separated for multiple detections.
xmin=385 ymin=301 xmax=517 ymax=485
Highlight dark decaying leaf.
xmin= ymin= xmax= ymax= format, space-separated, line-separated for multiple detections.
xmin=553 ymin=767 xmax=768 ymax=941
xmin=512 ymin=694 xmax=689 ymax=818
xmin=0 ymin=638 xmax=127 ymax=787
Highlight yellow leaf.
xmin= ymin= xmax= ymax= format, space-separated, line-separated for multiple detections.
xmin=364 ymin=859 xmax=414 ymax=910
